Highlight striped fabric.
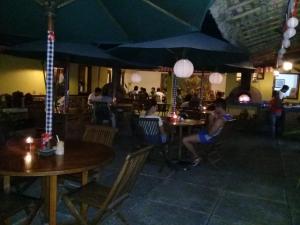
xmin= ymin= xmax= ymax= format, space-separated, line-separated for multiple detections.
xmin=45 ymin=30 xmax=55 ymax=135
xmin=138 ymin=118 xmax=161 ymax=144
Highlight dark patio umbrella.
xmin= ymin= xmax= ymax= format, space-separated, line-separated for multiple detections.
xmin=109 ymin=32 xmax=249 ymax=70
xmin=8 ymin=41 xmax=120 ymax=65
xmin=0 ymin=0 xmax=213 ymax=44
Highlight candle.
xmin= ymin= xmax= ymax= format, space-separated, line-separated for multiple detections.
xmin=203 ymin=106 xmax=207 ymax=110
xmin=25 ymin=136 xmax=34 ymax=151
xmin=25 ymin=136 xmax=34 ymax=144
xmin=24 ymin=152 xmax=32 ymax=166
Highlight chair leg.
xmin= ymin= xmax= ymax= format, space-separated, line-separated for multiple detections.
xmin=116 ymin=211 xmax=131 ymax=225
xmin=63 ymin=196 xmax=89 ymax=225
xmin=25 ymin=201 xmax=43 ymax=225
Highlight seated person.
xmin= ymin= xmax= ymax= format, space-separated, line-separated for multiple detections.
xmin=182 ymin=99 xmax=227 ymax=166
xmin=99 ymin=89 xmax=116 ymax=128
xmin=88 ymin=87 xmax=102 ymax=107
xmin=140 ymin=99 xmax=167 ymax=143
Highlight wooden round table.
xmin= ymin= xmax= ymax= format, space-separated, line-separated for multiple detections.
xmin=0 ymin=139 xmax=115 ymax=225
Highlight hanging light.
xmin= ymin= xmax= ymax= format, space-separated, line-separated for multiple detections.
xmin=284 ymin=28 xmax=296 ymax=39
xmin=279 ymin=48 xmax=286 ymax=55
xmin=282 ymin=61 xmax=293 ymax=71
xmin=287 ymin=17 xmax=299 ymax=28
xmin=173 ymin=59 xmax=194 ymax=78
xmin=273 ymin=70 xmax=280 ymax=76
xmin=131 ymin=72 xmax=141 ymax=83
xmin=209 ymin=72 xmax=223 ymax=84
xmin=282 ymin=39 xmax=291 ymax=48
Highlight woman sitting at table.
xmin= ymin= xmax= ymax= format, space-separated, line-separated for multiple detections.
xmin=182 ymin=99 xmax=227 ymax=166
xmin=140 ymin=99 xmax=167 ymax=143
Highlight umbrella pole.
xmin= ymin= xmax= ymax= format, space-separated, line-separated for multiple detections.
xmin=44 ymin=1 xmax=56 ymax=148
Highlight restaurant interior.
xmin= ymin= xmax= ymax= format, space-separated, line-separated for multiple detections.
xmin=0 ymin=0 xmax=300 ymax=225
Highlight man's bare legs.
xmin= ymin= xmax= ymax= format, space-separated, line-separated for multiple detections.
xmin=182 ymin=134 xmax=202 ymax=165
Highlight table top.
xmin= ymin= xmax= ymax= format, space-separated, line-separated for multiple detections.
xmin=164 ymin=118 xmax=206 ymax=127
xmin=0 ymin=140 xmax=114 ymax=177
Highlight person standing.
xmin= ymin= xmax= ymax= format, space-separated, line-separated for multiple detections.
xmin=155 ymin=88 xmax=165 ymax=103
xmin=270 ymin=91 xmax=283 ymax=138
xmin=278 ymin=85 xmax=289 ymax=137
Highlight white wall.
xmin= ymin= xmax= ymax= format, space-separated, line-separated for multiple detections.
xmin=124 ymin=70 xmax=161 ymax=93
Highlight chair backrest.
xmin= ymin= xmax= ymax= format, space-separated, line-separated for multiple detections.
xmin=138 ymin=117 xmax=161 ymax=144
xmin=82 ymin=125 xmax=118 ymax=147
xmin=93 ymin=102 xmax=111 ymax=123
xmin=102 ymin=146 xmax=151 ymax=210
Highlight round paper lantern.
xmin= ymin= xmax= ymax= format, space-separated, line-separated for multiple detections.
xmin=287 ymin=17 xmax=299 ymax=28
xmin=283 ymin=61 xmax=293 ymax=71
xmin=284 ymin=28 xmax=296 ymax=39
xmin=131 ymin=72 xmax=141 ymax=83
xmin=282 ymin=39 xmax=291 ymax=48
xmin=209 ymin=72 xmax=223 ymax=84
xmin=279 ymin=47 xmax=286 ymax=55
xmin=173 ymin=59 xmax=194 ymax=78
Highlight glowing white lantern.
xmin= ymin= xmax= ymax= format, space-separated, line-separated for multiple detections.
xmin=284 ymin=28 xmax=296 ymax=39
xmin=131 ymin=72 xmax=141 ymax=83
xmin=287 ymin=17 xmax=299 ymax=28
xmin=282 ymin=61 xmax=293 ymax=71
xmin=282 ymin=39 xmax=291 ymax=48
xmin=209 ymin=72 xmax=223 ymax=84
xmin=273 ymin=70 xmax=280 ymax=76
xmin=173 ymin=59 xmax=194 ymax=78
xmin=279 ymin=48 xmax=286 ymax=55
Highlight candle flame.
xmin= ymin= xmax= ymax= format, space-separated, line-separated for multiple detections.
xmin=25 ymin=136 xmax=34 ymax=144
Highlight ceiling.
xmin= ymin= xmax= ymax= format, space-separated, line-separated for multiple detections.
xmin=210 ymin=0 xmax=300 ymax=66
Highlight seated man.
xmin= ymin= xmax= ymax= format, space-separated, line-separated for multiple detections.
xmin=182 ymin=99 xmax=227 ymax=166
xmin=88 ymin=87 xmax=102 ymax=107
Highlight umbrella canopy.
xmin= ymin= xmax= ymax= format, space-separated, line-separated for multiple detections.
xmin=7 ymin=41 xmax=156 ymax=69
xmin=9 ymin=41 xmax=117 ymax=64
xmin=109 ymin=32 xmax=249 ymax=70
xmin=0 ymin=0 xmax=213 ymax=44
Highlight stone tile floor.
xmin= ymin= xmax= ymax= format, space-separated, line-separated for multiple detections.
xmin=23 ymin=130 xmax=300 ymax=225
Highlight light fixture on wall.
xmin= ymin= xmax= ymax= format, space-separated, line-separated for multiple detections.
xmin=173 ymin=59 xmax=194 ymax=78
xmin=131 ymin=72 xmax=141 ymax=83
xmin=282 ymin=61 xmax=293 ymax=71
xmin=209 ymin=72 xmax=223 ymax=84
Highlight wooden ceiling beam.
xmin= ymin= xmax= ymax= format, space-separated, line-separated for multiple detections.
xmin=246 ymin=35 xmax=281 ymax=48
xmin=227 ymin=0 xmax=256 ymax=10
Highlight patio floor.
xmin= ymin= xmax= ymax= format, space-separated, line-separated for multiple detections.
xmin=23 ymin=127 xmax=300 ymax=225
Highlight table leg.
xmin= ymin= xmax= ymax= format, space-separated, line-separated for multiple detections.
xmin=3 ymin=176 xmax=11 ymax=194
xmin=42 ymin=177 xmax=50 ymax=220
xmin=178 ymin=126 xmax=183 ymax=160
xmin=81 ymin=171 xmax=88 ymax=218
xmin=49 ymin=175 xmax=57 ymax=225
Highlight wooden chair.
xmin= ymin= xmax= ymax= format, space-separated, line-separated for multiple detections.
xmin=0 ymin=193 xmax=42 ymax=225
xmin=138 ymin=118 xmax=174 ymax=171
xmin=62 ymin=146 xmax=152 ymax=225
xmin=64 ymin=125 xmax=118 ymax=187
xmin=82 ymin=124 xmax=118 ymax=147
